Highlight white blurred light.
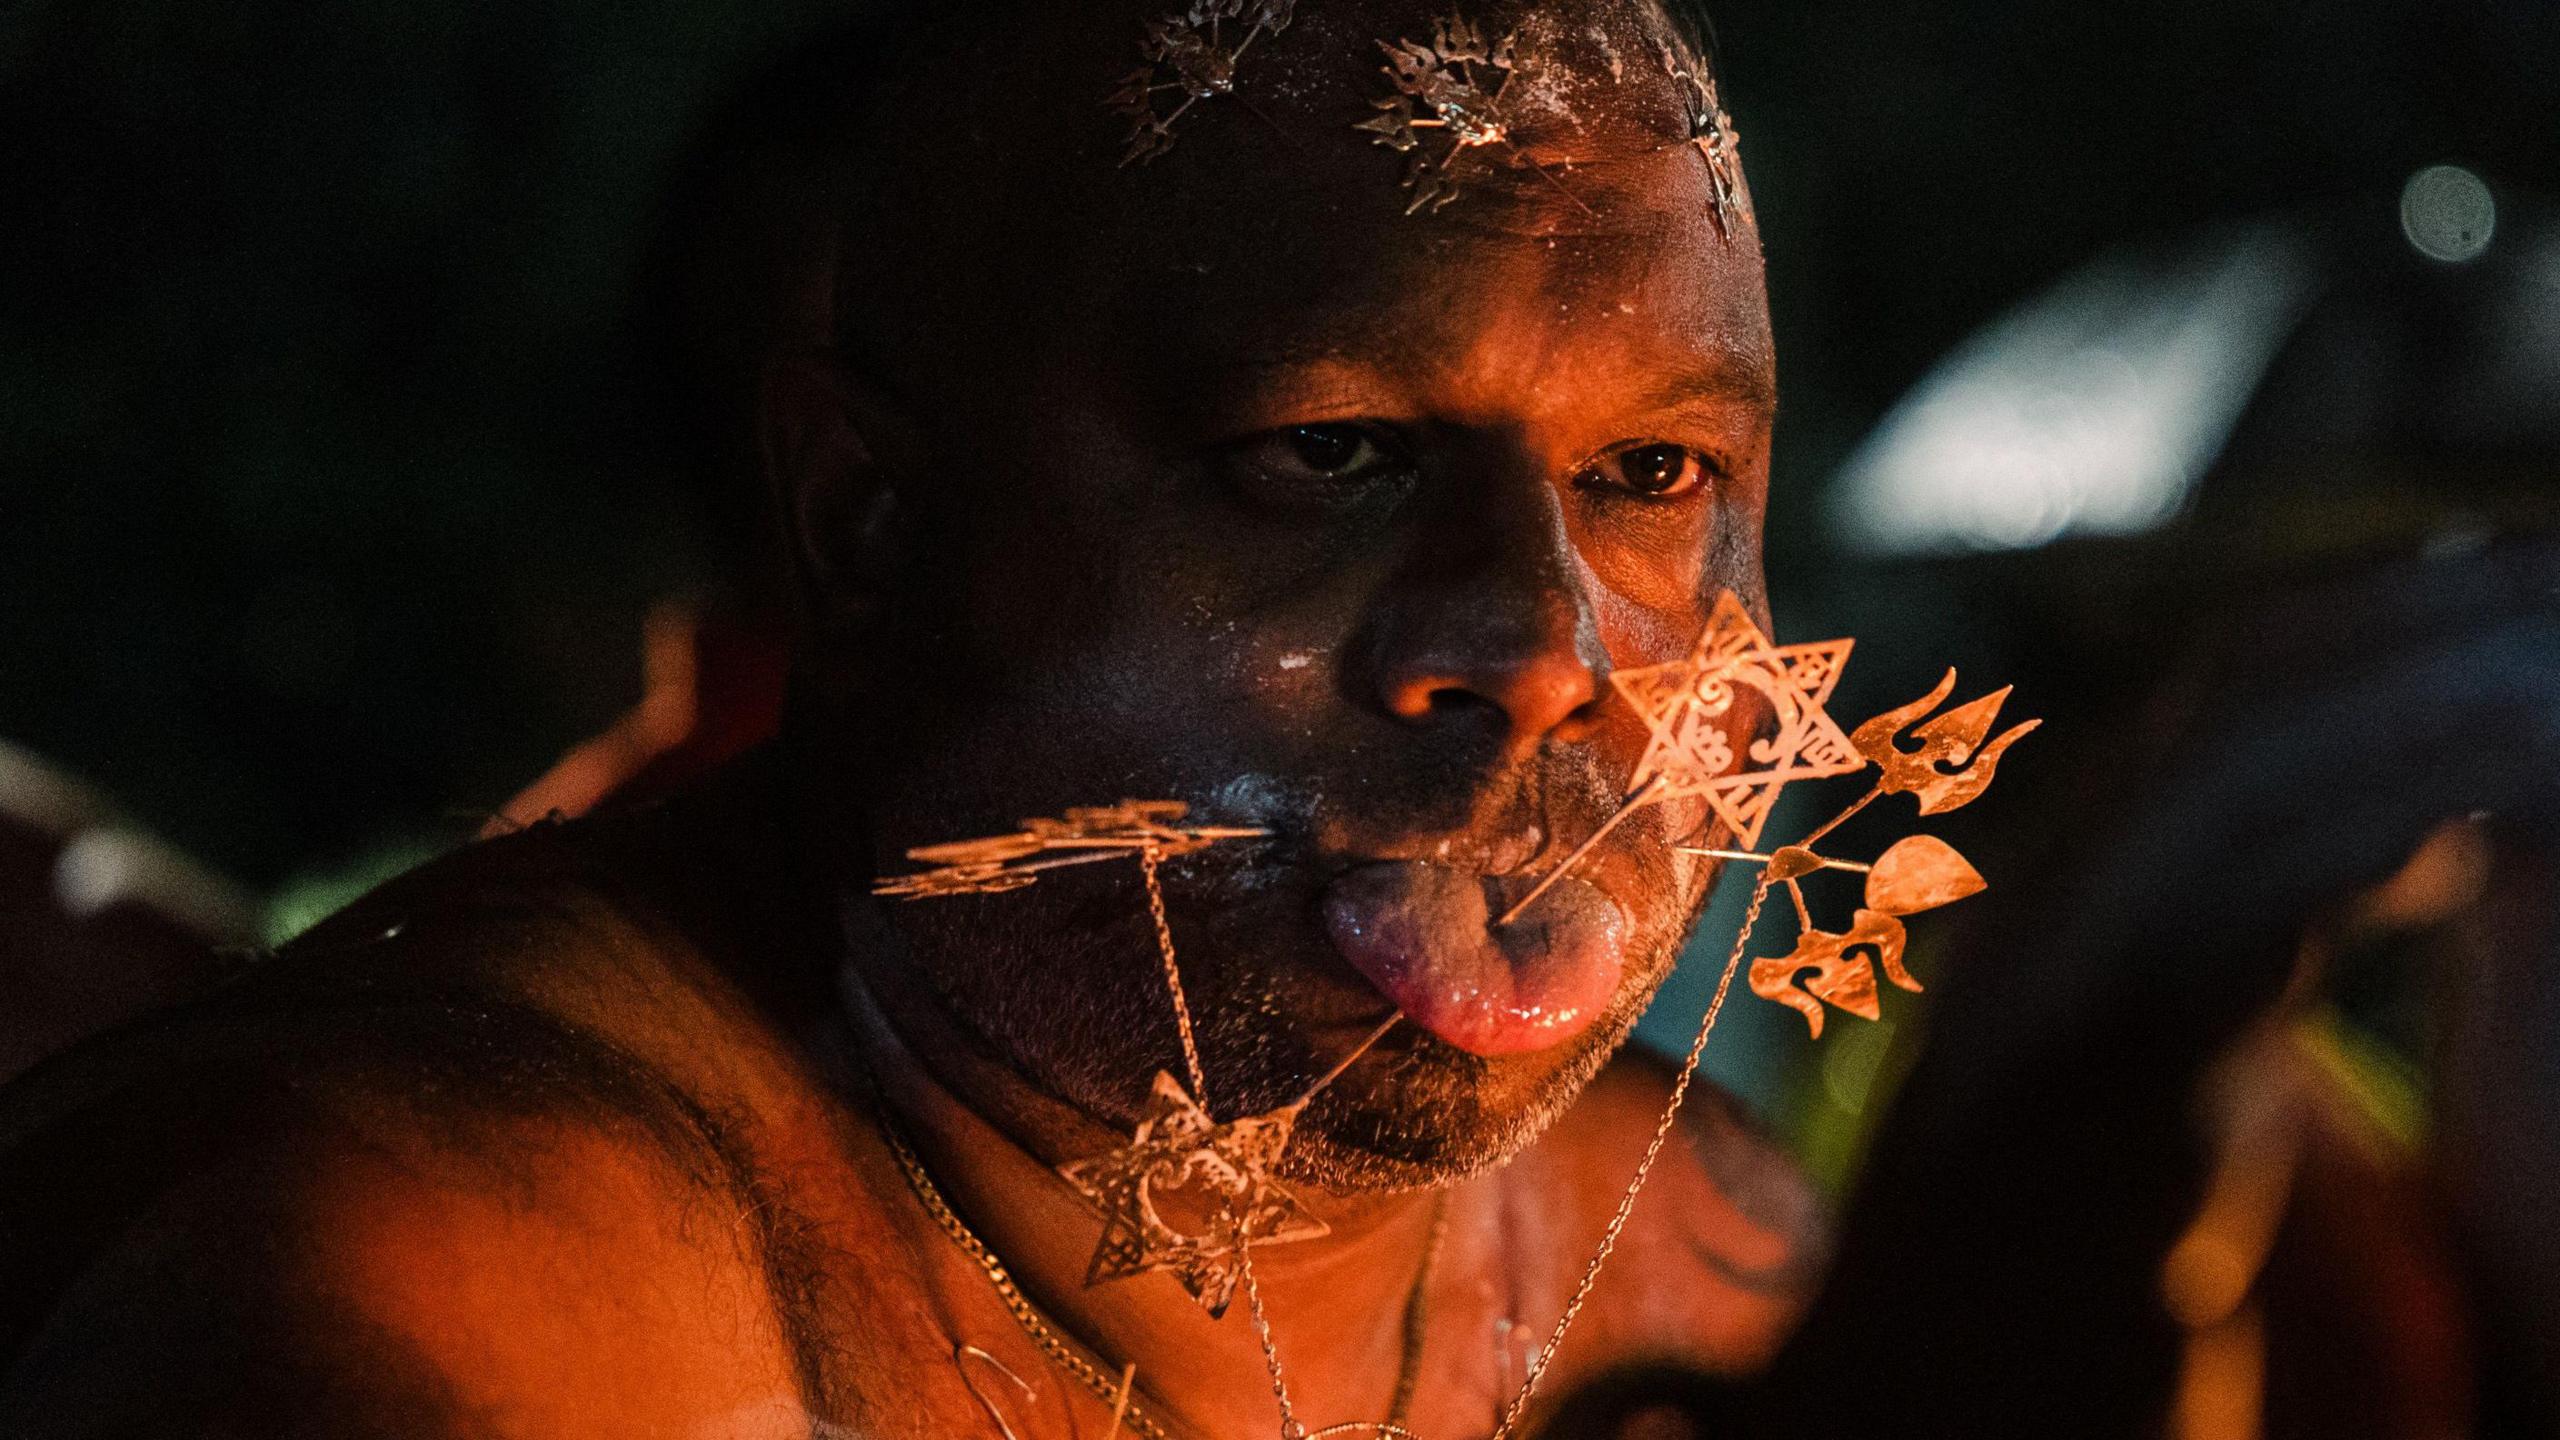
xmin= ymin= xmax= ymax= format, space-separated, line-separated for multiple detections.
xmin=1830 ymin=227 xmax=2319 ymax=556
xmin=53 ymin=828 xmax=260 ymax=939
xmin=2401 ymin=165 xmax=2496 ymax=265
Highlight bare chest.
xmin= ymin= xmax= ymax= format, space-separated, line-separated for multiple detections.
xmin=756 ymin=1120 xmax=1802 ymax=1440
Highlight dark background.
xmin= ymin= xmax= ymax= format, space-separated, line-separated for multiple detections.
xmin=3 ymin=0 xmax=2554 ymax=1139
xmin=10 ymin=0 xmax=2553 ymax=886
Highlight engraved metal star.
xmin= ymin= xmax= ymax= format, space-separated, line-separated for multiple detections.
xmin=1058 ymin=1071 xmax=1329 ymax=1318
xmin=1612 ymin=592 xmax=1862 ymax=848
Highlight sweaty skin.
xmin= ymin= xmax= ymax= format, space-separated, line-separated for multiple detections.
xmin=0 ymin=2 xmax=1823 ymax=1436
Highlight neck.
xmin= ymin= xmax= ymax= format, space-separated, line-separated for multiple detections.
xmin=840 ymin=944 xmax=1460 ymax=1439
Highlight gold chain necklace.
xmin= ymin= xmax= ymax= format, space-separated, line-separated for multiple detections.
xmin=875 ymin=1102 xmax=1448 ymax=1439
xmin=875 ymin=858 xmax=1771 ymax=1440
xmin=1150 ymin=854 xmax=1777 ymax=1440
xmin=866 ymin=598 xmax=2031 ymax=1438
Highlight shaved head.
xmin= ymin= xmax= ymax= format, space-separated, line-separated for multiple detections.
xmin=833 ymin=1 xmax=1741 ymax=373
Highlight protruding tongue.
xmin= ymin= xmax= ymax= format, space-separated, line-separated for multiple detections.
xmin=1321 ymin=861 xmax=1630 ymax=1056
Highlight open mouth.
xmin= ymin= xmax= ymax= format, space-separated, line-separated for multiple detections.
xmin=1319 ymin=858 xmax=1631 ymax=1057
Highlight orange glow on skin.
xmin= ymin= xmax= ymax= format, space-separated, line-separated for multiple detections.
xmin=303 ymin=1118 xmax=804 ymax=1438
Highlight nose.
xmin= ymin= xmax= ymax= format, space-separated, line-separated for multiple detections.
xmin=1368 ymin=484 xmax=1610 ymax=758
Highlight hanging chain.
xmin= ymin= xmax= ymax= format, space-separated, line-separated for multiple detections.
xmin=876 ymin=832 xmax=1765 ymax=1440
xmin=1240 ymin=1248 xmax=1304 ymax=1439
xmin=1488 ymin=868 xmax=1778 ymax=1438
xmin=1139 ymin=845 xmax=1212 ymax=1102
xmin=876 ymin=1113 xmax=1180 ymax=1440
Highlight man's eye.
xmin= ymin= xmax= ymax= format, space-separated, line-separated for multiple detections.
xmin=1581 ymin=443 xmax=1709 ymax=499
xmin=1278 ymin=424 xmax=1392 ymax=478
xmin=1222 ymin=423 xmax=1411 ymax=512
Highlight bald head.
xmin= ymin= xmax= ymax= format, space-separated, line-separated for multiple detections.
xmin=830 ymin=0 xmax=1750 ymax=383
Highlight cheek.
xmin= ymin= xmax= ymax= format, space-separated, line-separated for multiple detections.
xmin=872 ymin=586 xmax=1344 ymax=844
xmin=1567 ymin=452 xmax=1769 ymax=614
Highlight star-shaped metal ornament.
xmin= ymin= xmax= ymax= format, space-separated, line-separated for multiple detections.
xmin=1612 ymin=591 xmax=1863 ymax=849
xmin=1058 ymin=1071 xmax=1329 ymax=1318
xmin=1108 ymin=0 xmax=1299 ymax=166
xmin=1664 ymin=674 xmax=2033 ymax=1038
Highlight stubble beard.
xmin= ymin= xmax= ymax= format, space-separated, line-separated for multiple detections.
xmin=896 ymin=861 xmax=1704 ymax=1197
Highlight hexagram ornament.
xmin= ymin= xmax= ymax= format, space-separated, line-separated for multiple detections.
xmin=1611 ymin=590 xmax=1863 ymax=849
xmin=1057 ymin=1072 xmax=1328 ymax=1318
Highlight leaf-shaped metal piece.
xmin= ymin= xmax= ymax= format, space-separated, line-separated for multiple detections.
xmin=1851 ymin=669 xmax=2041 ymax=816
xmin=1748 ymin=909 xmax=1910 ymax=1039
xmin=1864 ymin=834 xmax=1987 ymax=917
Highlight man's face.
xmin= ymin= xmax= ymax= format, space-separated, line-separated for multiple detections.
xmin=822 ymin=0 xmax=1773 ymax=1189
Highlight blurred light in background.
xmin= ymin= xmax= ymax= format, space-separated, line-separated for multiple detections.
xmin=1828 ymin=227 xmax=2320 ymax=556
xmin=2399 ymin=164 xmax=2496 ymax=264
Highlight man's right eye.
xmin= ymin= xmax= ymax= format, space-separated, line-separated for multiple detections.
xmin=1223 ymin=423 xmax=1412 ymax=511
xmin=1278 ymin=424 xmax=1393 ymax=478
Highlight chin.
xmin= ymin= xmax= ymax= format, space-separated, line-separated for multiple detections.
xmin=1163 ymin=848 xmax=1697 ymax=1194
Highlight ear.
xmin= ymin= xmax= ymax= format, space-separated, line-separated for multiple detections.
xmin=754 ymin=351 xmax=911 ymax=634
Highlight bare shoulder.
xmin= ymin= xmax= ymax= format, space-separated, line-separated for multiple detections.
xmin=289 ymin=1070 xmax=811 ymax=1434
xmin=1527 ymin=1050 xmax=1831 ymax=1371
xmin=0 ymin=986 xmax=813 ymax=1436
xmin=0 ymin=792 xmax=846 ymax=1434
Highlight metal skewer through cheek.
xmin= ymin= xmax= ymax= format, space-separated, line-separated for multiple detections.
xmin=1492 ymin=774 xmax=1663 ymax=930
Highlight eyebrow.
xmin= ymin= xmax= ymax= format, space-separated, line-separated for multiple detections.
xmin=1199 ymin=344 xmax=1775 ymax=407
xmin=1631 ymin=354 xmax=1779 ymax=415
xmin=1170 ymin=307 xmax=1780 ymax=434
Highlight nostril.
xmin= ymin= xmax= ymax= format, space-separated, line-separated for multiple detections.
xmin=1375 ymin=640 xmax=1604 ymax=744
xmin=1425 ymin=686 xmax=1503 ymax=720
xmin=1551 ymin=694 xmax=1608 ymax=744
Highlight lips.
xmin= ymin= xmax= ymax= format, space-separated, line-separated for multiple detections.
xmin=1320 ymin=860 xmax=1631 ymax=1057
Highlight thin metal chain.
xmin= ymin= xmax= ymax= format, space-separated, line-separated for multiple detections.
xmin=880 ymin=837 xmax=1736 ymax=1440
xmin=1139 ymin=846 xmax=1211 ymax=1102
xmin=1237 ymin=1179 xmax=1448 ymax=1439
xmin=1240 ymin=1249 xmax=1303 ymax=1439
xmin=1488 ymin=867 xmax=1778 ymax=1439
xmin=876 ymin=1112 xmax=1180 ymax=1440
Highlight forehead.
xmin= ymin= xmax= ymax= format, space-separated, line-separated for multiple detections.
xmin=860 ymin=0 xmax=1768 ymax=412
